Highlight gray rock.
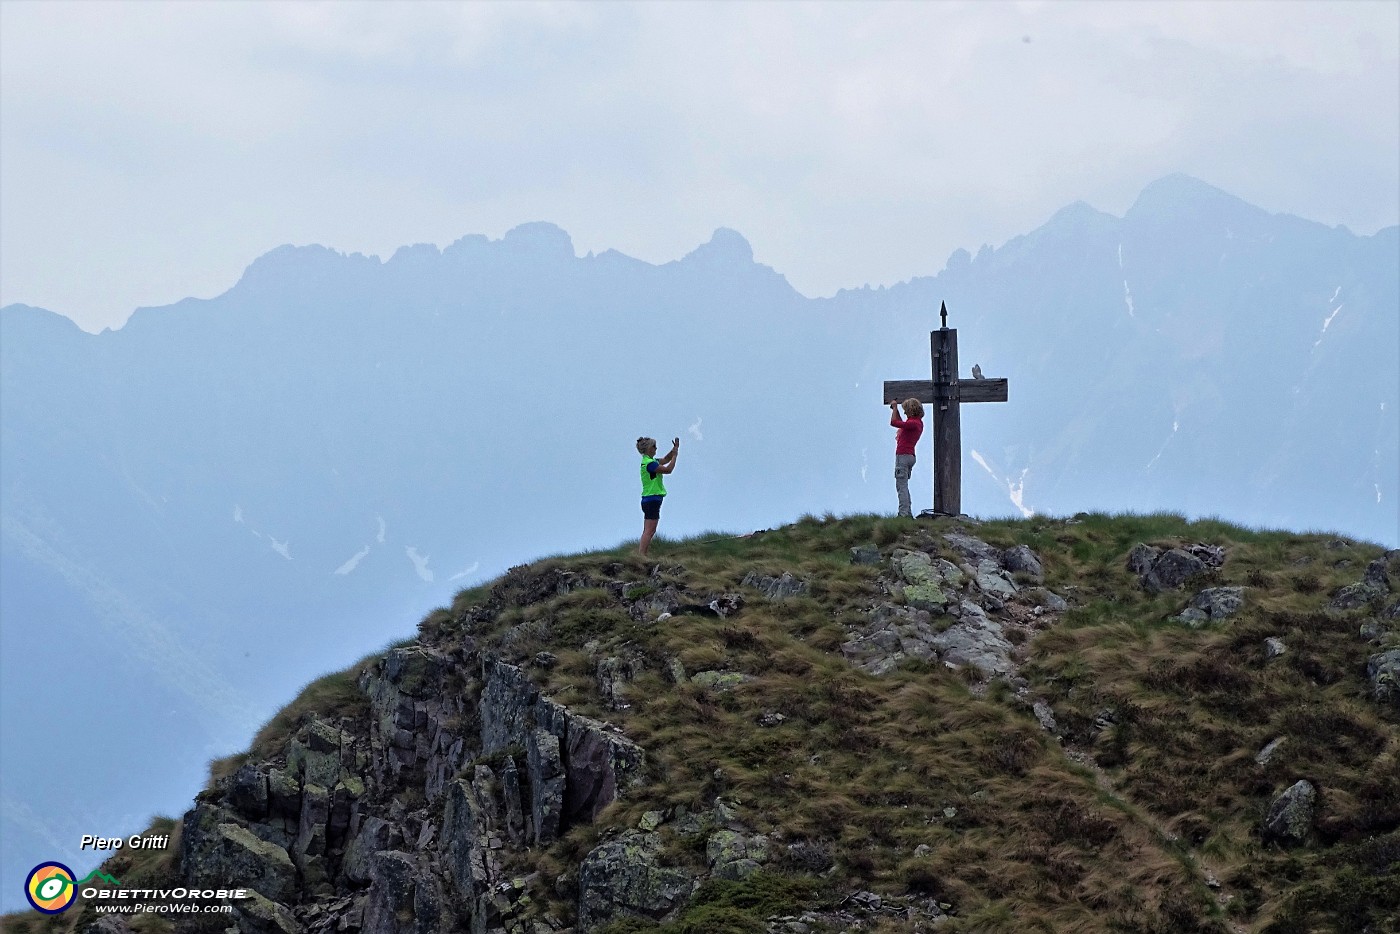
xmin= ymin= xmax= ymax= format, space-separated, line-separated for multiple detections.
xmin=666 ymin=657 xmax=687 ymax=684
xmin=229 ymin=764 xmax=269 ymax=821
xmin=930 ymin=601 xmax=1014 ymax=677
xmin=1364 ymin=557 xmax=1392 ymax=590
xmin=180 ymin=807 xmax=297 ymax=903
xmin=850 ymin=545 xmax=882 ymax=565
xmin=1032 ymin=701 xmax=1057 ymax=733
xmin=931 ymin=558 xmax=966 ymax=587
xmin=1025 ymin=588 xmax=1069 ymax=612
xmin=343 ymin=817 xmax=394 ymax=886
xmin=1331 ymin=582 xmax=1387 ymax=611
xmin=1127 ymin=544 xmax=1160 ymax=576
xmin=382 ymin=645 xmax=450 ymax=698
xmin=559 ymin=714 xmax=647 ymax=824
xmin=1190 ymin=586 xmax=1246 ymax=620
xmin=499 ymin=755 xmax=527 ymax=847
xmin=1002 ymin=545 xmax=1044 ymax=582
xmin=893 ymin=550 xmax=937 ymax=586
xmin=230 ymin=892 xmax=298 ymax=934
xmin=526 ymin=729 xmax=565 ymax=846
xmin=533 ymin=651 xmax=559 ymax=669
xmin=577 ymin=831 xmax=692 ymax=930
xmin=1265 ymin=637 xmax=1288 ymax=659
xmin=287 ymin=718 xmax=348 ymax=790
xmin=439 ymin=778 xmax=499 ymax=921
xmin=292 ymin=783 xmax=331 ymax=891
xmin=1367 ymin=650 xmax=1400 ymax=705
xmin=639 ymin=810 xmax=665 ymax=832
xmin=1142 ymin=549 xmax=1207 ymax=593
xmin=1255 ymin=737 xmax=1286 ymax=765
xmin=1262 ymin=780 xmax=1316 ymax=845
xmin=706 ymin=593 xmax=745 ymax=617
xmin=706 ymin=830 xmax=771 ymax=880
xmin=973 ymin=559 xmax=1019 ymax=597
xmin=266 ymin=768 xmax=301 ymax=818
xmin=741 ymin=570 xmax=809 ymax=600
xmin=1173 ymin=607 xmax=1210 ymax=628
xmin=904 ymin=581 xmax=949 ymax=612
xmin=943 ymin=532 xmax=1000 ymax=563
xmin=363 ymin=851 xmax=444 ymax=934
xmin=596 ymin=655 xmax=636 ymax=710
xmin=758 ymin=712 xmax=787 ymax=728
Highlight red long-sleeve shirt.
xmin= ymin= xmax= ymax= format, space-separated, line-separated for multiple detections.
xmin=891 ymin=412 xmax=924 ymax=455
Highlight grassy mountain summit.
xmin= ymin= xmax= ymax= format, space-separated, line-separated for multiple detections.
xmin=11 ymin=513 xmax=1398 ymax=934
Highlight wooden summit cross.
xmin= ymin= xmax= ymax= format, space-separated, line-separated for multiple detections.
xmin=883 ymin=301 xmax=1008 ymax=516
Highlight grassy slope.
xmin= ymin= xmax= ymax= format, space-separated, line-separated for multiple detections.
xmin=6 ymin=512 xmax=1395 ymax=934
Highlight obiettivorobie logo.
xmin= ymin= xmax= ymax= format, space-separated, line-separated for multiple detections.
xmin=24 ymin=863 xmax=121 ymax=914
xmin=23 ymin=860 xmax=247 ymax=917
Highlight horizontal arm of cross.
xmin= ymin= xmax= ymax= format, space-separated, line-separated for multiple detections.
xmin=883 ymin=378 xmax=1008 ymax=405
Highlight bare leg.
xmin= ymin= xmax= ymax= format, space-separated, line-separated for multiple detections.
xmin=640 ymin=518 xmax=659 ymax=554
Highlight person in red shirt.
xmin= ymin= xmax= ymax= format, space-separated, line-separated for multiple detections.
xmin=889 ymin=397 xmax=924 ymax=517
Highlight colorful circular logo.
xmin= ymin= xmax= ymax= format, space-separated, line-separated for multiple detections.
xmin=25 ymin=862 xmax=77 ymax=914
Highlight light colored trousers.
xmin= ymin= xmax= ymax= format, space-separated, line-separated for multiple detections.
xmin=895 ymin=453 xmax=916 ymax=517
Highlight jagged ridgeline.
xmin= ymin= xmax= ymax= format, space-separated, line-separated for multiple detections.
xmin=9 ymin=514 xmax=1397 ymax=934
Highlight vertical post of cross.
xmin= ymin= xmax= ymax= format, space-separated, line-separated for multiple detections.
xmin=932 ymin=321 xmax=961 ymax=515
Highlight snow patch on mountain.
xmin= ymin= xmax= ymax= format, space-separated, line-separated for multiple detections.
xmin=1313 ymin=302 xmax=1344 ymax=349
xmin=971 ymin=449 xmax=1034 ymax=518
xmin=1147 ymin=420 xmax=1181 ymax=470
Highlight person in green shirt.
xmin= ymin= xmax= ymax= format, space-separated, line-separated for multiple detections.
xmin=637 ymin=436 xmax=680 ymax=555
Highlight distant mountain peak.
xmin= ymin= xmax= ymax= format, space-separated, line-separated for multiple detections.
xmin=501 ymin=222 xmax=575 ymax=258
xmin=1128 ymin=173 xmax=1265 ymax=222
xmin=681 ymin=227 xmax=754 ymax=265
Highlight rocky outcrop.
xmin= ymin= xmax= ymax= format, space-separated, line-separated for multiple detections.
xmin=1367 ymin=650 xmax=1400 ymax=705
xmin=1262 ymin=780 xmax=1317 ymax=846
xmin=181 ymin=807 xmax=298 ymax=903
xmin=741 ymin=570 xmax=809 ymax=599
xmin=480 ymin=656 xmax=645 ymax=825
xmin=1330 ymin=582 xmax=1387 ymax=611
xmin=1002 ymin=544 xmax=1044 ymax=582
xmin=576 ymin=831 xmax=693 ymax=930
xmin=363 ymin=851 xmax=445 ymax=934
xmin=849 ymin=545 xmax=882 ymax=565
xmin=706 ymin=829 xmax=771 ymax=880
xmin=1174 ymin=586 xmax=1245 ymax=626
xmin=1128 ymin=542 xmax=1226 ymax=593
xmin=839 ymin=538 xmax=1060 ymax=679
xmin=931 ymin=601 xmax=1015 ymax=677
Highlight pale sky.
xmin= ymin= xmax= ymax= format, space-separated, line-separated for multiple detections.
xmin=2 ymin=0 xmax=1397 ymax=333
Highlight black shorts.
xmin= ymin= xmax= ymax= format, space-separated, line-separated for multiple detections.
xmin=641 ymin=498 xmax=663 ymax=520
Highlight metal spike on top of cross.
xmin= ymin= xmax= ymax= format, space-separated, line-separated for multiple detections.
xmin=883 ymin=301 xmax=1008 ymax=516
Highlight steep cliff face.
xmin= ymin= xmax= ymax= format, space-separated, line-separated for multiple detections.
xmin=15 ymin=513 xmax=1399 ymax=934
xmin=182 ymin=637 xmax=651 ymax=934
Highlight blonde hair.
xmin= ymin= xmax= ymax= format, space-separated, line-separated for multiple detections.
xmin=903 ymin=398 xmax=924 ymax=418
xmin=636 ymin=437 xmax=656 ymax=455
